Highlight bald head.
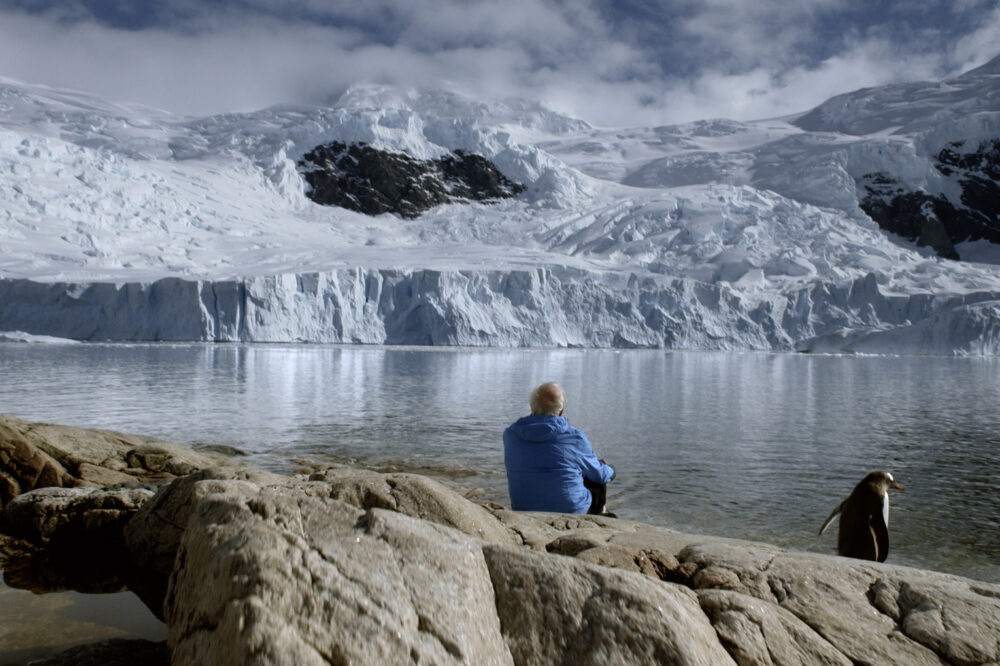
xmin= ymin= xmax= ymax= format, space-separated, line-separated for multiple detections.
xmin=530 ymin=382 xmax=566 ymax=416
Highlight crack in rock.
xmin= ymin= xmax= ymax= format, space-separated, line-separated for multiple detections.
xmin=417 ymin=612 xmax=464 ymax=659
xmin=864 ymin=576 xmax=1000 ymax=665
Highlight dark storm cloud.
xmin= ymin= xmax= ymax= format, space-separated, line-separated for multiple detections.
xmin=0 ymin=0 xmax=996 ymax=125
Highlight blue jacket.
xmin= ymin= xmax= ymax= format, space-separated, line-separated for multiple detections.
xmin=503 ymin=414 xmax=615 ymax=513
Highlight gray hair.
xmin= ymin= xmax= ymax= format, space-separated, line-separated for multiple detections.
xmin=530 ymin=382 xmax=566 ymax=416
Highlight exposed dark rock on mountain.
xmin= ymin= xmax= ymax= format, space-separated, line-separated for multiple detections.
xmin=298 ymin=142 xmax=524 ymax=218
xmin=858 ymin=174 xmax=961 ymax=259
xmin=938 ymin=139 xmax=1000 ymax=225
xmin=858 ymin=139 xmax=1000 ymax=260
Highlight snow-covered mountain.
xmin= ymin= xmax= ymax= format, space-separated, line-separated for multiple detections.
xmin=2 ymin=59 xmax=1000 ymax=354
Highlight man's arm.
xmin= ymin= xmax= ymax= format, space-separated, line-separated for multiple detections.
xmin=576 ymin=433 xmax=615 ymax=483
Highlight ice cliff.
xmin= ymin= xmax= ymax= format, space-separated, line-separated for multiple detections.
xmin=1 ymin=61 xmax=1000 ymax=353
xmin=3 ymin=269 xmax=999 ymax=354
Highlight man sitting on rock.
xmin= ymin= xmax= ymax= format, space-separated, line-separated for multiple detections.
xmin=503 ymin=382 xmax=616 ymax=515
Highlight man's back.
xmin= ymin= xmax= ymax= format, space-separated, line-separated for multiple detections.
xmin=503 ymin=414 xmax=614 ymax=513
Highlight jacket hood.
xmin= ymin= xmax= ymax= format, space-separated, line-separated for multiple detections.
xmin=507 ymin=414 xmax=570 ymax=442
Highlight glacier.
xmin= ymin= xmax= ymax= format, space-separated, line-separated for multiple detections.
xmin=2 ymin=269 xmax=999 ymax=354
xmin=2 ymin=61 xmax=1000 ymax=354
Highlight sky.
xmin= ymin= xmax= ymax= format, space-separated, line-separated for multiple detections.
xmin=0 ymin=0 xmax=998 ymax=127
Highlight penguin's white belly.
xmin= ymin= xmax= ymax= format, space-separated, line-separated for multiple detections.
xmin=882 ymin=493 xmax=890 ymax=527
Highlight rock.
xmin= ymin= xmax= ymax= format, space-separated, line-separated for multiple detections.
xmin=0 ymin=416 xmax=242 ymax=626
xmin=298 ymin=142 xmax=524 ymax=218
xmin=0 ymin=415 xmax=236 ymax=506
xmin=5 ymin=418 xmax=1000 ymax=665
xmin=487 ymin=506 xmax=628 ymax=550
xmin=483 ymin=543 xmax=736 ymax=665
xmin=121 ymin=467 xmax=293 ymax=620
xmin=309 ymin=467 xmax=519 ymax=545
xmin=759 ymin=553 xmax=942 ymax=664
xmin=3 ymin=486 xmax=153 ymax=549
xmin=859 ymin=178 xmax=960 ymax=259
xmin=25 ymin=638 xmax=169 ymax=666
xmin=0 ymin=488 xmax=155 ymax=598
xmin=0 ymin=531 xmax=35 ymax=562
xmin=697 ymin=589 xmax=851 ymax=665
xmin=857 ymin=141 xmax=1000 ymax=261
xmin=483 ymin=507 xmax=1000 ymax=664
xmin=74 ymin=461 xmax=143 ymax=488
xmin=937 ymin=139 xmax=1000 ymax=226
xmin=546 ymin=533 xmax=682 ymax=580
xmin=667 ymin=539 xmax=1000 ymax=665
xmin=489 ymin=505 xmax=717 ymax=577
xmin=194 ymin=443 xmax=250 ymax=457
xmin=165 ymin=481 xmax=514 ymax=665
xmin=0 ymin=418 xmax=75 ymax=506
xmin=127 ymin=466 xmax=512 ymax=628
xmin=875 ymin=575 xmax=1000 ymax=665
xmin=124 ymin=466 xmax=290 ymax=578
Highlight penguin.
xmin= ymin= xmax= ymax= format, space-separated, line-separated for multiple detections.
xmin=818 ymin=470 xmax=904 ymax=562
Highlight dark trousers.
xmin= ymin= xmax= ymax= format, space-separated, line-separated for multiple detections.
xmin=583 ymin=478 xmax=608 ymax=515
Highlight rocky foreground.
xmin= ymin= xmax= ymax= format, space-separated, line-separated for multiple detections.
xmin=1 ymin=415 xmax=999 ymax=665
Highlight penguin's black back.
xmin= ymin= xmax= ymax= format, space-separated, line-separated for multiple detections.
xmin=837 ymin=480 xmax=888 ymax=561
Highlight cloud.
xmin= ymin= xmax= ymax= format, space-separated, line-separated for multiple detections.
xmin=671 ymin=0 xmax=847 ymax=68
xmin=954 ymin=4 xmax=1000 ymax=71
xmin=0 ymin=0 xmax=995 ymax=126
xmin=0 ymin=2 xmax=648 ymax=119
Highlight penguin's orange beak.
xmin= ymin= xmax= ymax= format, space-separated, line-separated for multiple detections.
xmin=891 ymin=481 xmax=904 ymax=492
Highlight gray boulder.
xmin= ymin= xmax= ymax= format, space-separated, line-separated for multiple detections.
xmin=0 ymin=417 xmax=75 ymax=506
xmin=3 ymin=486 xmax=153 ymax=549
xmin=119 ymin=467 xmax=293 ymax=620
xmin=124 ymin=466 xmax=518 ymax=628
xmin=697 ymin=589 xmax=853 ymax=665
xmin=309 ymin=467 xmax=519 ymax=545
xmin=124 ymin=466 xmax=290 ymax=577
xmin=166 ymin=481 xmax=514 ymax=665
xmin=153 ymin=469 xmax=1000 ymax=665
xmin=0 ymin=414 xmax=235 ymax=506
xmin=0 ymin=486 xmax=155 ymax=599
xmin=162 ymin=475 xmax=748 ymax=665
xmin=483 ymin=543 xmax=735 ymax=665
xmin=489 ymin=510 xmax=1000 ymax=665
xmin=675 ymin=539 xmax=1000 ymax=665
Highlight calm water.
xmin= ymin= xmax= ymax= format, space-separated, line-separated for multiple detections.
xmin=0 ymin=580 xmax=166 ymax=665
xmin=1 ymin=343 xmax=998 ymax=587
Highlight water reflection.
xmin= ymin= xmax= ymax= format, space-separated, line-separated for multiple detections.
xmin=0 ymin=573 xmax=165 ymax=665
xmin=0 ymin=343 xmax=997 ymax=583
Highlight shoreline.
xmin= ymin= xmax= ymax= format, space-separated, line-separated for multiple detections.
xmin=3 ymin=343 xmax=998 ymax=590
xmin=2 ymin=414 xmax=1000 ymax=664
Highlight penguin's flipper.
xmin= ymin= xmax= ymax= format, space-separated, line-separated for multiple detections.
xmin=818 ymin=501 xmax=844 ymax=536
xmin=870 ymin=512 xmax=890 ymax=562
